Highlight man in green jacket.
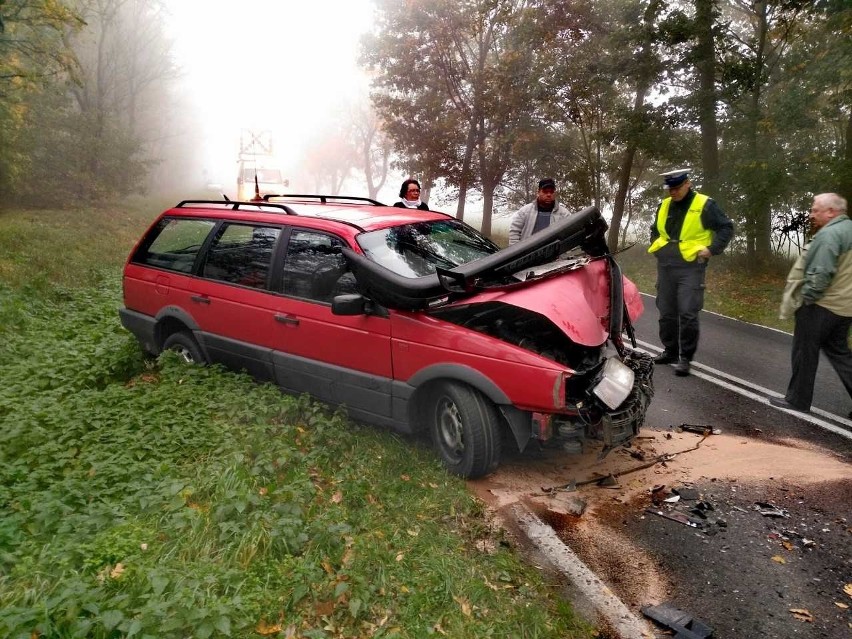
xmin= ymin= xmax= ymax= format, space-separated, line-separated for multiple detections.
xmin=771 ymin=193 xmax=852 ymax=414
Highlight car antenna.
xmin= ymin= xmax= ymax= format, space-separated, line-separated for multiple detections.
xmin=223 ymin=193 xmax=231 ymax=202
xmin=250 ymin=172 xmax=263 ymax=202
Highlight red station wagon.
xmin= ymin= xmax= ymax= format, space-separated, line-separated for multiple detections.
xmin=120 ymin=195 xmax=654 ymax=478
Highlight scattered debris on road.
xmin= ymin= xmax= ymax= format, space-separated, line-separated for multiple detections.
xmin=646 ymin=507 xmax=703 ymax=528
xmin=642 ymin=481 xmax=731 ymax=535
xmin=641 ymin=602 xmax=715 ymax=638
xmin=673 ymin=486 xmax=700 ymax=501
xmin=677 ymin=423 xmax=722 ymax=436
xmin=541 ymin=428 xmax=719 ymax=495
xmin=754 ymin=502 xmax=789 ymax=518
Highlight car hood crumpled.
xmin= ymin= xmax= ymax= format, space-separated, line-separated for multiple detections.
xmin=436 ymin=258 xmax=643 ymax=347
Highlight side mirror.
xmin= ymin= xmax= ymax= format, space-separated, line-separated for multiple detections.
xmin=332 ymin=293 xmax=368 ymax=316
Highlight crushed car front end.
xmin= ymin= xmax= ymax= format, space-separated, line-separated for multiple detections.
xmin=342 ymin=205 xmax=654 ymax=469
xmin=425 ymin=255 xmax=654 ymax=455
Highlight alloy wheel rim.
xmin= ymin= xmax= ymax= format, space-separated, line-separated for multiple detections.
xmin=173 ymin=345 xmax=194 ymax=364
xmin=436 ymin=397 xmax=464 ymax=461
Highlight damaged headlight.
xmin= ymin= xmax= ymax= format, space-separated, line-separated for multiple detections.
xmin=592 ymin=357 xmax=635 ymax=409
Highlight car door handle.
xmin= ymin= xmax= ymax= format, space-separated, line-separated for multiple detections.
xmin=274 ymin=313 xmax=300 ymax=326
xmin=190 ymin=295 xmax=211 ymax=305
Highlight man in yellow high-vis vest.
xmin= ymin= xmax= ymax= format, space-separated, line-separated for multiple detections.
xmin=648 ymin=168 xmax=734 ymax=376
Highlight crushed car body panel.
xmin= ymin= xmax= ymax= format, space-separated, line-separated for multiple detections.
xmin=432 ymin=259 xmax=643 ymax=347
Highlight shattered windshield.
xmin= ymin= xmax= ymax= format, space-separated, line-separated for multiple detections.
xmin=357 ymin=219 xmax=499 ymax=278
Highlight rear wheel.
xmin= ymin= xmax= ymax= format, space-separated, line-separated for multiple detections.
xmin=162 ymin=331 xmax=206 ymax=365
xmin=429 ymin=381 xmax=502 ymax=479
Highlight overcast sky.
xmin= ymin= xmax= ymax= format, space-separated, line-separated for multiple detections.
xmin=166 ymin=0 xmax=377 ymax=190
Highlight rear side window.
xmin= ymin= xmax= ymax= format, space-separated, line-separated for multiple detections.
xmin=201 ymin=223 xmax=281 ymax=289
xmin=132 ymin=218 xmax=215 ymax=273
xmin=282 ymin=230 xmax=350 ymax=303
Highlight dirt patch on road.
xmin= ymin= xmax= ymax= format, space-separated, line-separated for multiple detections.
xmin=469 ymin=430 xmax=850 ymax=609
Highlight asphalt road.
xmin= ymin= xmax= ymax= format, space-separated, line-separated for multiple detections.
xmin=632 ymin=292 xmax=852 ymax=423
xmin=477 ymin=297 xmax=852 ymax=639
xmin=611 ymin=296 xmax=852 ymax=638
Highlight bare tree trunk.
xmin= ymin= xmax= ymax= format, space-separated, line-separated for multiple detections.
xmin=841 ymin=110 xmax=852 ymax=202
xmin=620 ymin=190 xmax=633 ymax=247
xmin=745 ymin=1 xmax=772 ymax=263
xmin=695 ymin=0 xmax=720 ymax=197
xmin=609 ymin=146 xmax=637 ymax=251
xmin=607 ymin=0 xmax=660 ymax=251
xmin=455 ymin=118 xmax=477 ymax=221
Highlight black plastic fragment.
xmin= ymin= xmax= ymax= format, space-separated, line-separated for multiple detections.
xmin=641 ymin=602 xmax=714 ymax=639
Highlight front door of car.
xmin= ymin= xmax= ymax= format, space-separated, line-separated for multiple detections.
xmin=270 ymin=228 xmax=393 ymax=422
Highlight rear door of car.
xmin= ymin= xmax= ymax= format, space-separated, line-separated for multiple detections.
xmin=187 ymin=221 xmax=288 ymax=381
xmin=268 ymin=227 xmax=394 ymax=423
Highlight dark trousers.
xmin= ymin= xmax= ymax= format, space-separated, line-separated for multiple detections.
xmin=786 ymin=303 xmax=852 ymax=410
xmin=655 ymin=262 xmax=707 ymax=361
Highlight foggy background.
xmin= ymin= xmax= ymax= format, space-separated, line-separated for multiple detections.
xmin=163 ymin=0 xmax=385 ymax=200
xmin=1 ymin=0 xmax=849 ymax=254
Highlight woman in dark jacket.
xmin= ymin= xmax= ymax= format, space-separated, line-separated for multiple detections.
xmin=393 ymin=179 xmax=430 ymax=210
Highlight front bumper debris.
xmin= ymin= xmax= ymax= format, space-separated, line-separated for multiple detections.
xmin=553 ymin=350 xmax=654 ymax=451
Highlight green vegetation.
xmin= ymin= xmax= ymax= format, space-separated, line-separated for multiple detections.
xmin=0 ymin=203 xmax=592 ymax=638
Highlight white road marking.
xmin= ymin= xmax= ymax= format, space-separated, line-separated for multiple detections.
xmin=635 ymin=338 xmax=852 ymax=441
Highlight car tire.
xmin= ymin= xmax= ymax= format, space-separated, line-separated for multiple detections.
xmin=428 ymin=381 xmax=502 ymax=479
xmin=162 ymin=331 xmax=206 ymax=365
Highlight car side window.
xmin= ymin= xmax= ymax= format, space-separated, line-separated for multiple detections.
xmin=132 ymin=218 xmax=215 ymax=273
xmin=201 ymin=223 xmax=280 ymax=289
xmin=281 ymin=230 xmax=350 ymax=303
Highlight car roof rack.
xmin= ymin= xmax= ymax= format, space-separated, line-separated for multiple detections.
xmin=263 ymin=194 xmax=386 ymax=206
xmin=175 ymin=200 xmax=297 ymax=215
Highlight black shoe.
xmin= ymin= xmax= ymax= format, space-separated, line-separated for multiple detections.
xmin=654 ymin=352 xmax=678 ymax=365
xmin=769 ymin=397 xmax=809 ymax=413
xmin=674 ymin=358 xmax=691 ymax=376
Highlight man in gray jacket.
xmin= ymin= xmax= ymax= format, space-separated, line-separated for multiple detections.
xmin=508 ymin=178 xmax=574 ymax=244
xmin=771 ymin=192 xmax=852 ymax=414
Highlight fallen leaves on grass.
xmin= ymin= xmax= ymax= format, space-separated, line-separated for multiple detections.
xmin=453 ymin=595 xmax=472 ymax=616
xmin=255 ymin=620 xmax=282 ymax=635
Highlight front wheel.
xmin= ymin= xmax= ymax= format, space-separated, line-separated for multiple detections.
xmin=162 ymin=331 xmax=206 ymax=365
xmin=428 ymin=381 xmax=502 ymax=479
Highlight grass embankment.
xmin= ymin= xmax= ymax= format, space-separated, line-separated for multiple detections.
xmin=0 ymin=203 xmax=592 ymax=638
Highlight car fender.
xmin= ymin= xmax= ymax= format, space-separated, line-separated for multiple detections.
xmin=406 ymin=363 xmax=536 ymax=450
xmin=407 ymin=364 xmax=537 ymax=452
xmin=407 ymin=363 xmax=511 ymax=405
xmin=153 ymin=305 xmax=209 ymax=357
